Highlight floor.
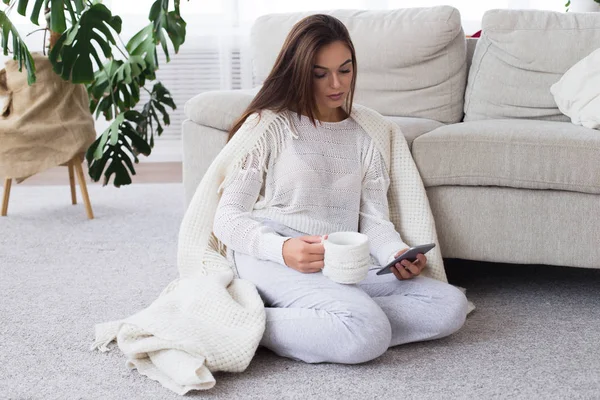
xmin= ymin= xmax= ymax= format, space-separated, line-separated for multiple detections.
xmin=3 ymin=182 xmax=599 ymax=399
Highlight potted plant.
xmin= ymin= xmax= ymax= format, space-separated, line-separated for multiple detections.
xmin=0 ymin=0 xmax=186 ymax=187
xmin=566 ymin=0 xmax=600 ymax=12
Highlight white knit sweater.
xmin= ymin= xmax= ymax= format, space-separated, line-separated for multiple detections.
xmin=213 ymin=113 xmax=408 ymax=268
xmin=92 ymin=104 xmax=447 ymax=395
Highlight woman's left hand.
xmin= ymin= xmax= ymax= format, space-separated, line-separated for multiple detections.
xmin=390 ymin=248 xmax=427 ymax=280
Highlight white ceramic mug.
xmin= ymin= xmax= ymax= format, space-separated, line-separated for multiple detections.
xmin=322 ymin=232 xmax=370 ymax=284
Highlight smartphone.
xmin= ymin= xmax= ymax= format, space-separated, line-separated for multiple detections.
xmin=376 ymin=243 xmax=436 ymax=275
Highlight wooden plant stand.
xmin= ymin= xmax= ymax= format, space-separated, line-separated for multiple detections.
xmin=1 ymin=155 xmax=94 ymax=219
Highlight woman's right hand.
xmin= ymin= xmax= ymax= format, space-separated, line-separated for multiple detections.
xmin=282 ymin=236 xmax=325 ymax=273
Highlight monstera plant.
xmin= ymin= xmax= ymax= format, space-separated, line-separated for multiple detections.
xmin=0 ymin=0 xmax=186 ymax=186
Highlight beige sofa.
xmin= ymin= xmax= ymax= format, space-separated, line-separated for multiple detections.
xmin=181 ymin=7 xmax=600 ymax=270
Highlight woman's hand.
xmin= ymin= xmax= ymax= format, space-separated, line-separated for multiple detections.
xmin=390 ymin=248 xmax=427 ymax=280
xmin=282 ymin=236 xmax=325 ymax=273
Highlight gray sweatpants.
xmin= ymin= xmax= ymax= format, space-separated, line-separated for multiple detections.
xmin=233 ymin=222 xmax=469 ymax=365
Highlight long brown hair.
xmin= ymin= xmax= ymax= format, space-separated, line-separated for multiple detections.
xmin=228 ymin=14 xmax=357 ymax=141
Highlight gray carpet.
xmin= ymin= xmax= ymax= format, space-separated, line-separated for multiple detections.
xmin=1 ymin=183 xmax=599 ymax=400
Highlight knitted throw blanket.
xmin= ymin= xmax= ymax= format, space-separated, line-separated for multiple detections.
xmin=92 ymin=104 xmax=447 ymax=395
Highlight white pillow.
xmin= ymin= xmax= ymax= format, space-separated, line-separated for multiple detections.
xmin=550 ymin=47 xmax=600 ymax=130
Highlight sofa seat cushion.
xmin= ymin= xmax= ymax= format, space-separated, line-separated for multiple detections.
xmin=412 ymin=119 xmax=600 ymax=195
xmin=385 ymin=116 xmax=444 ymax=149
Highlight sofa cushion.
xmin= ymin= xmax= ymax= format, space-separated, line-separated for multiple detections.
xmin=184 ymin=89 xmax=258 ymax=131
xmin=412 ymin=119 xmax=600 ymax=195
xmin=464 ymin=9 xmax=600 ymax=122
xmin=385 ymin=116 xmax=444 ymax=149
xmin=551 ymin=47 xmax=600 ymax=130
xmin=251 ymin=6 xmax=467 ymax=123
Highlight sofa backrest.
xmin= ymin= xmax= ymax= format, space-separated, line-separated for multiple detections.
xmin=250 ymin=6 xmax=468 ymax=124
xmin=464 ymin=9 xmax=600 ymax=122
xmin=466 ymin=38 xmax=477 ymax=72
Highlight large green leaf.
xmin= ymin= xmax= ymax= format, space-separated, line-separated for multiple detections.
xmin=16 ymin=0 xmax=88 ymax=29
xmin=126 ymin=24 xmax=159 ymax=78
xmin=17 ymin=0 xmax=44 ymax=26
xmin=163 ymin=10 xmax=186 ymax=55
xmin=64 ymin=0 xmax=86 ymax=24
xmin=86 ymin=114 xmax=152 ymax=187
xmin=49 ymin=0 xmax=66 ymax=32
xmin=87 ymin=56 xmax=146 ymax=119
xmin=72 ymin=0 xmax=84 ymax=13
xmin=17 ymin=0 xmax=67 ymax=33
xmin=49 ymin=3 xmax=122 ymax=83
xmin=149 ymin=0 xmax=186 ymax=61
xmin=0 ymin=11 xmax=36 ymax=84
xmin=85 ymin=79 xmax=176 ymax=187
xmin=126 ymin=82 xmax=176 ymax=148
xmin=126 ymin=0 xmax=186 ymax=68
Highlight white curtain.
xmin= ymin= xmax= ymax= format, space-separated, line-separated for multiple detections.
xmin=0 ymin=0 xmax=566 ymax=141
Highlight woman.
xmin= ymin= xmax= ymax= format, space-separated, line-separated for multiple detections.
xmin=213 ymin=14 xmax=468 ymax=364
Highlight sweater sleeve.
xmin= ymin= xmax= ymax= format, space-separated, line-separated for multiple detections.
xmin=359 ymin=140 xmax=409 ymax=267
xmin=213 ymin=150 xmax=290 ymax=265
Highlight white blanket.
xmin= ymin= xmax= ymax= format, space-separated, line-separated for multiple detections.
xmin=551 ymin=47 xmax=600 ymax=130
xmin=92 ymin=104 xmax=448 ymax=394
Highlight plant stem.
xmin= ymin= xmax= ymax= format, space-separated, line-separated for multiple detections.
xmin=65 ymin=1 xmax=77 ymax=25
xmin=6 ymin=1 xmax=16 ymax=14
xmin=49 ymin=30 xmax=60 ymax=48
xmin=102 ymin=58 xmax=120 ymax=122
xmin=43 ymin=26 xmax=47 ymax=55
xmin=26 ymin=28 xmax=47 ymax=36
xmin=114 ymin=34 xmax=129 ymax=59
xmin=44 ymin=5 xmax=61 ymax=50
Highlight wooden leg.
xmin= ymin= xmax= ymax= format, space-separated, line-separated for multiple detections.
xmin=1 ymin=178 xmax=11 ymax=216
xmin=73 ymin=162 xmax=94 ymax=220
xmin=68 ymin=163 xmax=77 ymax=205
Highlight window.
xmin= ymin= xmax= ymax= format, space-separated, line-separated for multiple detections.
xmin=0 ymin=1 xmax=566 ymax=141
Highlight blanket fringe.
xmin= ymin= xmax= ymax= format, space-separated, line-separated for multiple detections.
xmin=90 ymin=336 xmax=114 ymax=352
xmin=218 ymin=112 xmax=297 ymax=194
xmin=90 ymin=320 xmax=123 ymax=352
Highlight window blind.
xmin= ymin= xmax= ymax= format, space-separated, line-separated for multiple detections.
xmin=142 ymin=41 xmax=247 ymax=140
